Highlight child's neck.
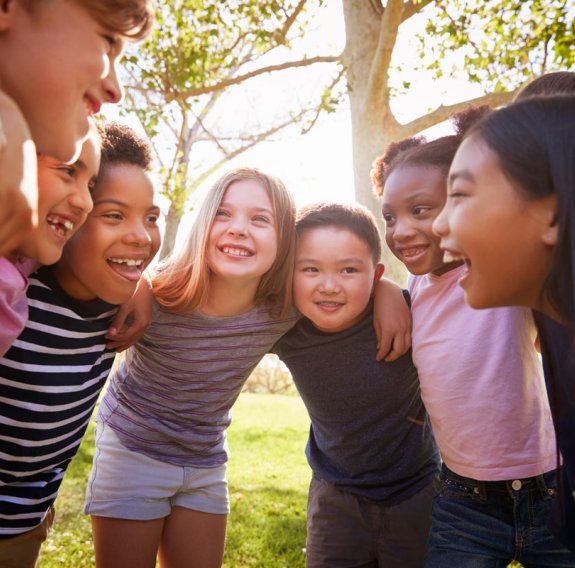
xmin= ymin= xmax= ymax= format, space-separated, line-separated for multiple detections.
xmin=200 ymin=275 xmax=258 ymax=317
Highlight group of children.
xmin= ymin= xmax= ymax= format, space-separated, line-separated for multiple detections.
xmin=1 ymin=2 xmax=575 ymax=567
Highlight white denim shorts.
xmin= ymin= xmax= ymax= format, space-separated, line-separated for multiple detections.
xmin=84 ymin=422 xmax=229 ymax=520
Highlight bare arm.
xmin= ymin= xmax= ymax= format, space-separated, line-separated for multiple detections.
xmin=106 ymin=274 xmax=153 ymax=352
xmin=372 ymin=277 xmax=412 ymax=362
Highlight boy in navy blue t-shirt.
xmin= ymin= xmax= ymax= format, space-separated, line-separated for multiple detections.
xmin=273 ymin=202 xmax=438 ymax=568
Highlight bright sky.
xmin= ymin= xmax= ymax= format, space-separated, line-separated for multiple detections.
xmin=105 ymin=1 xmax=483 ymax=247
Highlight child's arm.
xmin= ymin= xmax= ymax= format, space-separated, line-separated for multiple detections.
xmin=106 ymin=274 xmax=153 ymax=351
xmin=0 ymin=92 xmax=38 ymax=257
xmin=373 ymin=277 xmax=412 ymax=362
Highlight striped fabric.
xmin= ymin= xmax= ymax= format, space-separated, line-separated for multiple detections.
xmin=99 ymin=300 xmax=298 ymax=468
xmin=0 ymin=267 xmax=116 ymax=536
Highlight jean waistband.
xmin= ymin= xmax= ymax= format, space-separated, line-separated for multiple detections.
xmin=441 ymin=463 xmax=557 ymax=498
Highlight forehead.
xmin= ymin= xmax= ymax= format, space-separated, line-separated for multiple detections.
xmin=382 ymin=164 xmax=447 ymax=208
xmin=223 ymin=179 xmax=271 ymax=204
xmin=297 ymin=225 xmax=372 ymax=258
xmin=94 ymin=163 xmax=156 ymax=202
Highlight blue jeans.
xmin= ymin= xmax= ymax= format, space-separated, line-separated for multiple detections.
xmin=425 ymin=465 xmax=575 ymax=568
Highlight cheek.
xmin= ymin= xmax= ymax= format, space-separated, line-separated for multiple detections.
xmin=150 ymin=229 xmax=162 ymax=256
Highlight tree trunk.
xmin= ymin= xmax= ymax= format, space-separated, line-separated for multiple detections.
xmin=160 ymin=203 xmax=183 ymax=260
xmin=341 ymin=0 xmax=407 ymax=284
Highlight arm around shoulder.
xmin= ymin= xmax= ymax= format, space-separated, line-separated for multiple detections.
xmin=373 ymin=276 xmax=412 ymax=362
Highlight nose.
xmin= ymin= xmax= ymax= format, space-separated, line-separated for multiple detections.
xmin=69 ymin=184 xmax=94 ymax=216
xmin=124 ymin=221 xmax=153 ymax=248
xmin=228 ymin=215 xmax=248 ymax=237
xmin=101 ymin=60 xmax=124 ymax=104
xmin=432 ymin=205 xmax=448 ymax=237
xmin=318 ymin=273 xmax=340 ymax=294
xmin=392 ymin=216 xmax=416 ymax=241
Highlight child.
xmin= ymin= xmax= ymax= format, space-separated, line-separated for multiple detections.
xmin=0 ymin=0 xmax=154 ymax=249
xmin=0 ymin=0 xmax=155 ymax=351
xmin=432 ymin=95 xmax=575 ymax=553
xmin=85 ymin=167 xmax=298 ymax=568
xmin=513 ymin=71 xmax=575 ymax=552
xmin=0 ymin=122 xmax=161 ymax=568
xmin=374 ymin=108 xmax=575 ymax=566
xmin=0 ymin=126 xmax=99 ymax=356
xmin=272 ymin=202 xmax=439 ymax=568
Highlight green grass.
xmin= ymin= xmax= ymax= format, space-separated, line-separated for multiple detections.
xmin=37 ymin=393 xmax=524 ymax=567
xmin=38 ymin=393 xmax=311 ymax=567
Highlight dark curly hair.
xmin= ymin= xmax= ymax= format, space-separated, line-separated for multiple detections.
xmin=371 ymin=106 xmax=490 ymax=197
xmin=97 ymin=122 xmax=153 ymax=173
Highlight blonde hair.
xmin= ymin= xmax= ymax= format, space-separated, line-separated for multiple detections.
xmin=153 ymin=167 xmax=296 ymax=318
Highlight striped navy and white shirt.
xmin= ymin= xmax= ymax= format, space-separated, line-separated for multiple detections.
xmin=0 ymin=266 xmax=117 ymax=536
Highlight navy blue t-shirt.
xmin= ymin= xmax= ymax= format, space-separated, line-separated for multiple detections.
xmin=273 ymin=305 xmax=439 ymax=504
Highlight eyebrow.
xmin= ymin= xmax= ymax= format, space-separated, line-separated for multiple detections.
xmin=219 ymin=202 xmax=273 ymax=215
xmin=448 ymin=170 xmax=475 ymax=187
xmin=295 ymin=257 xmax=366 ymax=265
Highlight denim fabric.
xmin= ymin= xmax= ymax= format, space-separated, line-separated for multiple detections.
xmin=425 ymin=465 xmax=575 ymax=567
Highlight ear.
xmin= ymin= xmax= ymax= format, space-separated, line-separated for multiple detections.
xmin=0 ymin=0 xmax=16 ymax=32
xmin=373 ymin=263 xmax=385 ymax=284
xmin=540 ymin=195 xmax=558 ymax=247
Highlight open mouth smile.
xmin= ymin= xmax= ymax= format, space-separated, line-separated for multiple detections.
xmin=47 ymin=215 xmax=75 ymax=239
xmin=107 ymin=257 xmax=147 ymax=282
xmin=220 ymin=246 xmax=253 ymax=257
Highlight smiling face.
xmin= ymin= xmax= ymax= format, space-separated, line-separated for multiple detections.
xmin=17 ymin=134 xmax=99 ymax=265
xmin=53 ymin=163 xmax=161 ymax=304
xmin=381 ymin=164 xmax=459 ymax=276
xmin=294 ymin=226 xmax=384 ymax=333
xmin=0 ymin=0 xmax=124 ymax=162
xmin=207 ymin=179 xmax=278 ymax=289
xmin=433 ymin=135 xmax=557 ymax=311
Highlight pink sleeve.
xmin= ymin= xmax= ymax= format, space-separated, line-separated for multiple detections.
xmin=0 ymin=257 xmax=29 ymax=356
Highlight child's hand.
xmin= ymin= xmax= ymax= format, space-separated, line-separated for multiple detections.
xmin=0 ymin=92 xmax=38 ymax=257
xmin=373 ymin=277 xmax=412 ymax=362
xmin=106 ymin=276 xmax=153 ymax=351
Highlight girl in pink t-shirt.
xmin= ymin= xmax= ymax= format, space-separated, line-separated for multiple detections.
xmin=371 ymin=107 xmax=575 ymax=566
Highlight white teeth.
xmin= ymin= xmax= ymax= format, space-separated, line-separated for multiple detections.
xmin=47 ymin=216 xmax=74 ymax=234
xmin=443 ymin=250 xmax=463 ymax=264
xmin=109 ymin=258 xmax=144 ymax=266
xmin=223 ymin=247 xmax=250 ymax=257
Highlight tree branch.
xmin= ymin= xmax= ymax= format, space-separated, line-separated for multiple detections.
xmin=365 ymin=0 xmax=404 ymax=119
xmin=168 ymin=54 xmax=341 ymax=102
xmin=396 ymin=89 xmax=518 ymax=137
xmin=278 ymin=0 xmax=309 ymax=43
xmin=401 ymin=0 xmax=435 ymax=22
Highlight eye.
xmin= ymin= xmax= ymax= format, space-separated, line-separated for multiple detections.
xmin=145 ymin=213 xmax=160 ymax=224
xmin=413 ymin=206 xmax=431 ymax=216
xmin=382 ymin=213 xmax=395 ymax=225
xmin=302 ymin=266 xmax=318 ymax=273
xmin=341 ymin=267 xmax=358 ymax=274
xmin=102 ymin=211 xmax=123 ymax=221
xmin=102 ymin=34 xmax=119 ymax=52
xmin=448 ymin=189 xmax=467 ymax=200
xmin=58 ymin=165 xmax=76 ymax=178
xmin=253 ymin=214 xmax=272 ymax=224
xmin=215 ymin=208 xmax=230 ymax=218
